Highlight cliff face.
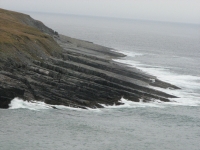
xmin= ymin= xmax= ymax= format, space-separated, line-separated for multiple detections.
xmin=0 ymin=8 xmax=62 ymax=66
xmin=0 ymin=8 xmax=179 ymax=109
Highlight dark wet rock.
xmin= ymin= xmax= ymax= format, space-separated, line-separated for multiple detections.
xmin=0 ymin=85 xmax=24 ymax=109
xmin=54 ymin=31 xmax=59 ymax=36
xmin=0 ymin=8 xmax=179 ymax=109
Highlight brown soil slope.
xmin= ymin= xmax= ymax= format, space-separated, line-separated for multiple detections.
xmin=0 ymin=8 xmax=62 ymax=66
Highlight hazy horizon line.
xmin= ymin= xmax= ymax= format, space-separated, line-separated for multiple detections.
xmin=25 ymin=10 xmax=200 ymax=26
xmin=2 ymin=7 xmax=199 ymax=26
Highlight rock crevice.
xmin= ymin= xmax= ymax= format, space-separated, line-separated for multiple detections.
xmin=0 ymin=8 xmax=179 ymax=109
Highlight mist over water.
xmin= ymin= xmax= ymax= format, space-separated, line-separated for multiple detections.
xmin=1 ymin=13 xmax=200 ymax=150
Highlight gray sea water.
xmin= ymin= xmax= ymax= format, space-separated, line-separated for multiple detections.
xmin=1 ymin=13 xmax=200 ymax=150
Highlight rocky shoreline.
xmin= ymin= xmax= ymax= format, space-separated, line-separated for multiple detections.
xmin=0 ymin=8 xmax=179 ymax=109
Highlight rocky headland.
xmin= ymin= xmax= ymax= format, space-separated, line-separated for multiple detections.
xmin=0 ymin=8 xmax=180 ymax=109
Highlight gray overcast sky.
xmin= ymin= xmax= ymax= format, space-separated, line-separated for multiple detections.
xmin=1 ymin=0 xmax=200 ymax=24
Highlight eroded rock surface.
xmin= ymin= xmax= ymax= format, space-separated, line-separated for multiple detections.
xmin=0 ymin=8 xmax=179 ymax=109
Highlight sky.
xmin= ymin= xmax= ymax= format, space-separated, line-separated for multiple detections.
xmin=0 ymin=0 xmax=200 ymax=24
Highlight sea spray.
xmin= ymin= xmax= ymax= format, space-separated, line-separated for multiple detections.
xmin=9 ymin=98 xmax=101 ymax=111
xmin=114 ymin=57 xmax=200 ymax=107
xmin=101 ymin=97 xmax=165 ymax=109
xmin=9 ymin=98 xmax=52 ymax=110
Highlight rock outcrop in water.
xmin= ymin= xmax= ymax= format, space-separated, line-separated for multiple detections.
xmin=0 ymin=8 xmax=180 ymax=109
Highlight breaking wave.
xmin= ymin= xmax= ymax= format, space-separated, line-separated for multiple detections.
xmin=9 ymin=98 xmax=100 ymax=111
xmin=8 ymin=49 xmax=200 ymax=111
xmin=113 ymin=56 xmax=200 ymax=107
xmin=101 ymin=97 xmax=165 ymax=109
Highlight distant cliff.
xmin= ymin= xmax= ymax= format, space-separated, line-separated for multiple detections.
xmin=0 ymin=8 xmax=179 ymax=109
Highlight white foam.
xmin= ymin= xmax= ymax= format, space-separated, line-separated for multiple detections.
xmin=117 ymin=50 xmax=143 ymax=57
xmin=114 ymin=58 xmax=200 ymax=107
xmin=54 ymin=105 xmax=101 ymax=112
xmin=101 ymin=98 xmax=164 ymax=109
xmin=136 ymin=65 xmax=200 ymax=90
xmin=9 ymin=98 xmax=102 ymax=112
xmin=113 ymin=59 xmax=141 ymax=67
xmin=8 ymin=52 xmax=200 ymax=111
xmin=9 ymin=98 xmax=52 ymax=111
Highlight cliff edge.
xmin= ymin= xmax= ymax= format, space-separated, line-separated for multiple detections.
xmin=0 ymin=8 xmax=179 ymax=109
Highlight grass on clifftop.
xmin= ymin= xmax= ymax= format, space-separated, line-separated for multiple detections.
xmin=0 ymin=8 xmax=62 ymax=64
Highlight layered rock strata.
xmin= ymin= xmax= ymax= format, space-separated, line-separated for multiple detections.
xmin=0 ymin=8 xmax=179 ymax=109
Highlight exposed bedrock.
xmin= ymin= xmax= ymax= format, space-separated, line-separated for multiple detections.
xmin=0 ymin=34 xmax=179 ymax=109
xmin=0 ymin=8 xmax=180 ymax=109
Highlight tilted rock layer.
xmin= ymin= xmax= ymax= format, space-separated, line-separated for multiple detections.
xmin=0 ymin=8 xmax=179 ymax=109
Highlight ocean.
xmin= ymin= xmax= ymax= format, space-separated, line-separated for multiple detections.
xmin=0 ymin=12 xmax=200 ymax=150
